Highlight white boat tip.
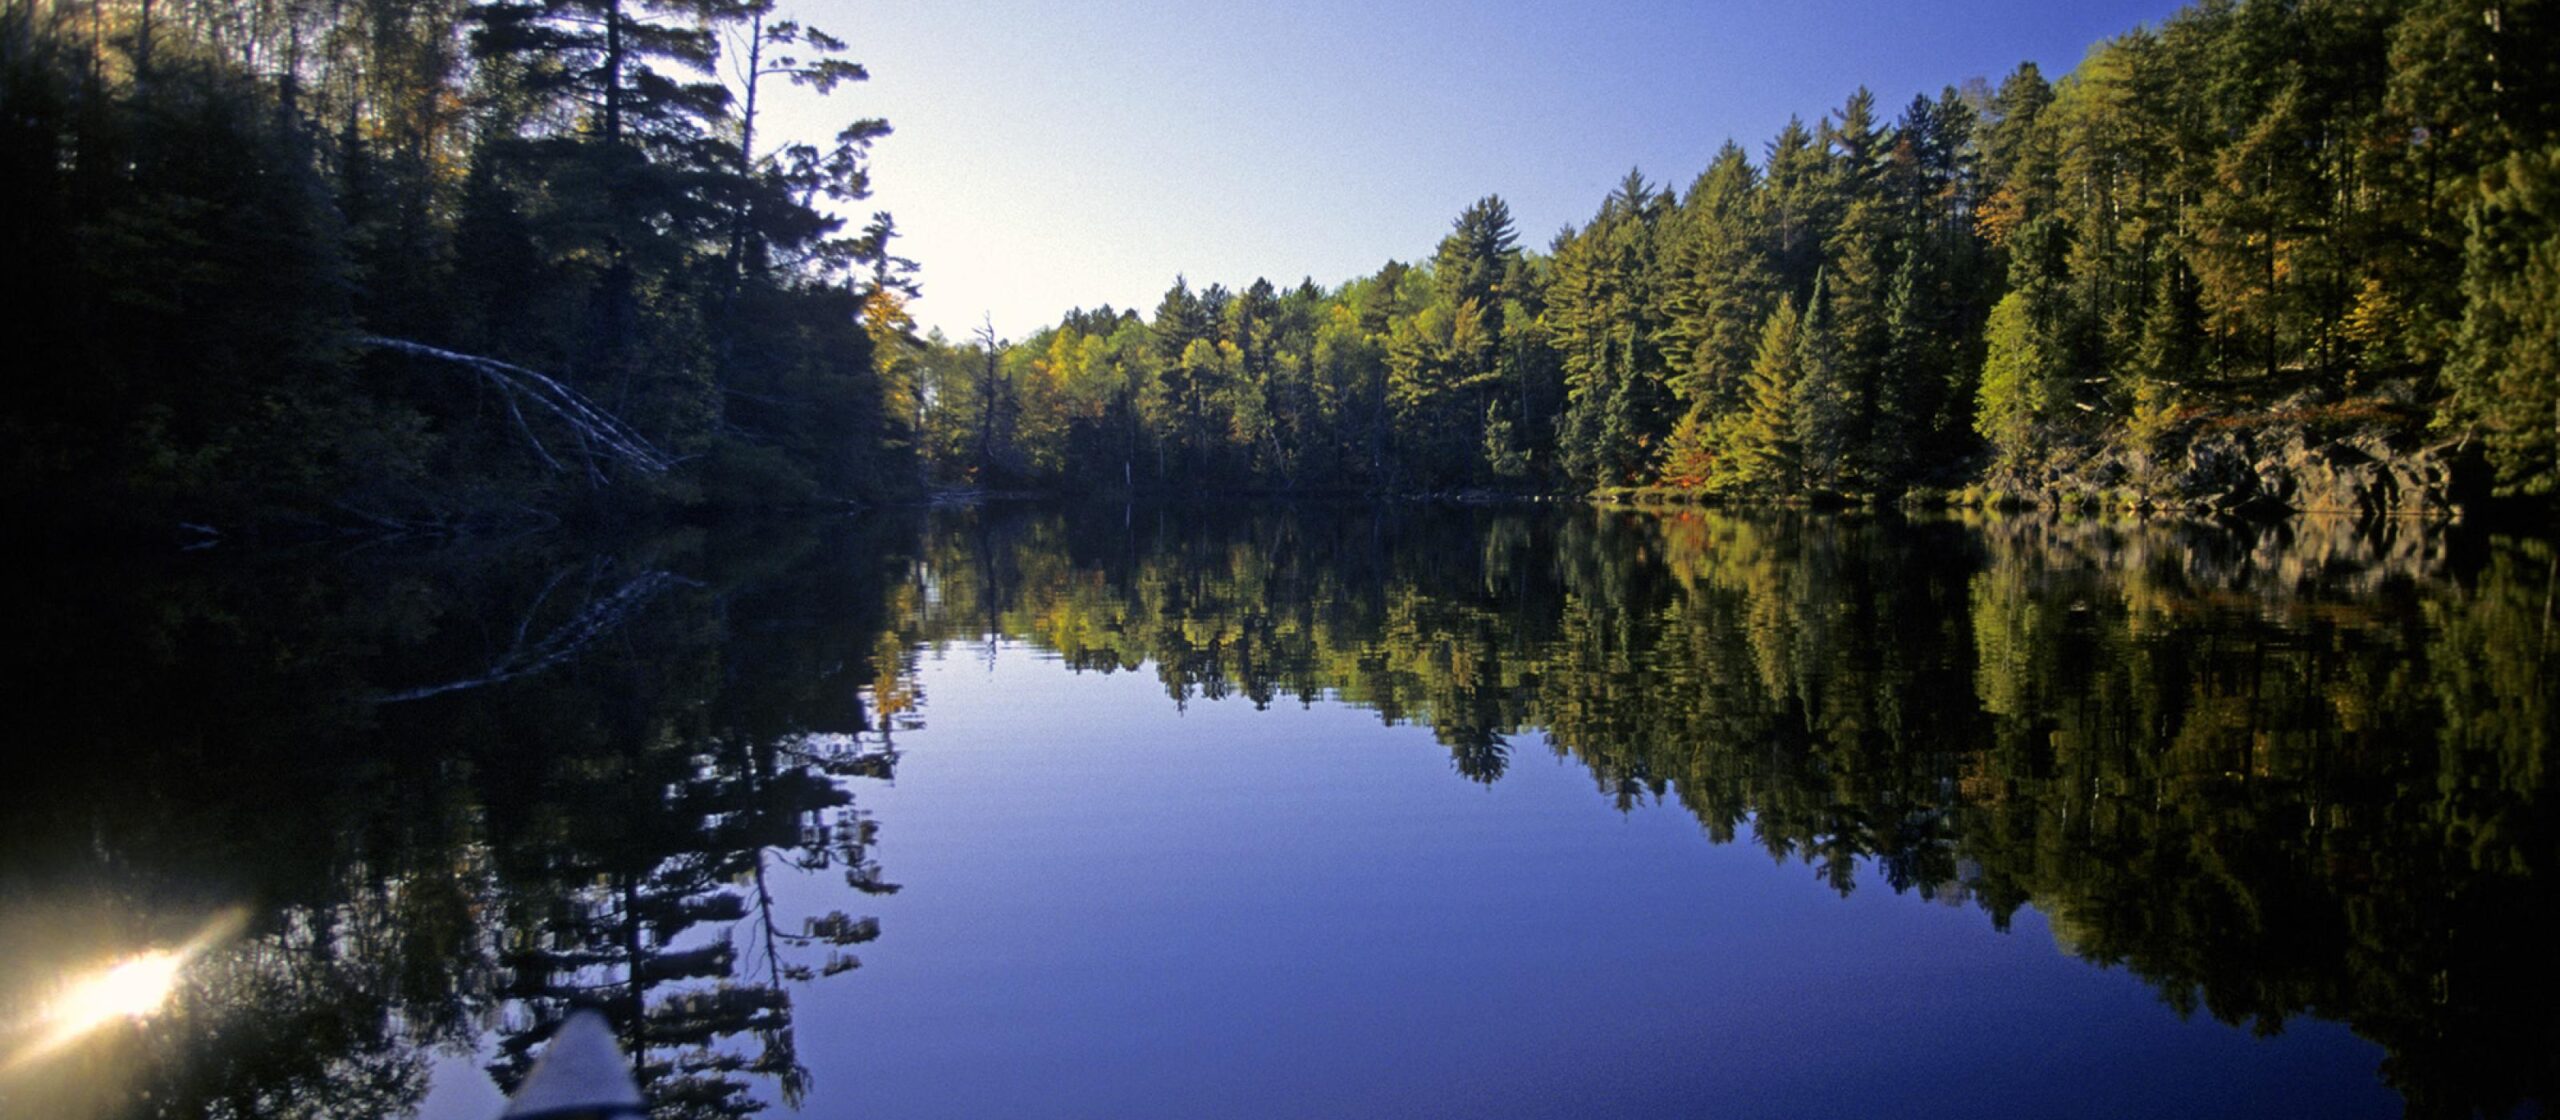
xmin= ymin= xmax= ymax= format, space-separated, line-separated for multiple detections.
xmin=499 ymin=1009 xmax=646 ymax=1119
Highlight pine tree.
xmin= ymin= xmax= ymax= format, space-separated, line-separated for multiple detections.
xmin=1551 ymin=169 xmax=1673 ymax=487
xmin=1656 ymin=406 xmax=1718 ymax=490
xmin=1721 ymin=298 xmax=1805 ymax=496
xmin=1877 ymin=248 xmax=1943 ymax=480
xmin=1973 ymin=60 xmax=2060 ymax=339
xmin=1820 ymin=86 xmax=1901 ymax=487
xmin=1762 ymin=117 xmax=1834 ymax=298
xmin=2445 ymin=145 xmax=2560 ymax=496
xmin=2126 ymin=257 xmax=2204 ymax=459
xmin=1661 ymin=142 xmax=1779 ymax=436
xmin=1794 ymin=273 xmax=1853 ymax=493
xmin=1433 ymin=195 xmax=1520 ymax=330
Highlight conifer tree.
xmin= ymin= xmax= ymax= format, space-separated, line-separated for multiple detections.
xmin=1975 ymin=286 xmax=2062 ymax=477
xmin=1762 ymin=118 xmax=1834 ymax=298
xmin=1434 ymin=195 xmax=1520 ymax=331
xmin=1794 ymin=273 xmax=1854 ymax=493
xmin=1721 ymin=298 xmax=1805 ymax=496
xmin=1820 ymin=86 xmax=1901 ymax=486
xmin=1552 ymin=169 xmax=1673 ymax=487
xmin=2126 ymin=258 xmax=2205 ymax=458
xmin=1877 ymin=248 xmax=1944 ymax=480
xmin=1661 ymin=143 xmax=1779 ymax=433
xmin=2445 ymin=146 xmax=2560 ymax=496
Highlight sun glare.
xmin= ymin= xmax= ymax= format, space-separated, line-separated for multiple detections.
xmin=3 ymin=951 xmax=183 ymax=1071
xmin=58 ymin=952 xmax=183 ymax=1029
xmin=4 ymin=910 xmax=245 ymax=1074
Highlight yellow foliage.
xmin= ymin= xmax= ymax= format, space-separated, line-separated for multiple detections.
xmin=1976 ymin=184 xmax=2028 ymax=248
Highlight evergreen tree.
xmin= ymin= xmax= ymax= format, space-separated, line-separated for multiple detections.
xmin=1762 ymin=117 xmax=1834 ymax=298
xmin=1152 ymin=276 xmax=1210 ymax=366
xmin=2126 ymin=258 xmax=2205 ymax=460
xmin=1661 ymin=142 xmax=1779 ymax=433
xmin=1976 ymin=61 xmax=2055 ymax=251
xmin=2445 ymin=145 xmax=2560 ymax=496
xmin=1433 ymin=195 xmax=1520 ymax=328
xmin=1975 ymin=285 xmax=2063 ymax=477
xmin=466 ymin=0 xmax=731 ymax=402
xmin=1721 ymin=298 xmax=1805 ymax=496
xmin=1552 ymin=169 xmax=1673 ymax=487
xmin=1879 ymin=245 xmax=1947 ymax=479
xmin=1820 ymin=86 xmax=1901 ymax=486
xmin=1794 ymin=273 xmax=1854 ymax=493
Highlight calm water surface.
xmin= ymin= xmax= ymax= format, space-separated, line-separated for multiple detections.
xmin=2 ymin=506 xmax=2551 ymax=1119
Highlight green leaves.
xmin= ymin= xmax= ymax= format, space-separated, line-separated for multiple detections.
xmin=2446 ymin=145 xmax=2560 ymax=496
xmin=1974 ymin=289 xmax=2058 ymax=474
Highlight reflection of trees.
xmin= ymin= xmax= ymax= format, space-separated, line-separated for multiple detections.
xmin=1950 ymin=519 xmax=2555 ymax=1119
xmin=6 ymin=505 xmax=2550 ymax=1118
xmin=460 ymin=524 xmax=919 ymax=1119
xmin=914 ymin=504 xmax=2555 ymax=1118
xmin=1 ymin=518 xmax=924 ymax=1120
xmin=2 ymin=543 xmax=505 ymax=1120
xmin=912 ymin=506 xmax=1566 ymax=779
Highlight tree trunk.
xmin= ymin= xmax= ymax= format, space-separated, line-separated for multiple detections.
xmin=602 ymin=0 xmax=624 ymax=147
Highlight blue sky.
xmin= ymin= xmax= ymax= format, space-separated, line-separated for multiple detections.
xmin=775 ymin=1 xmax=2192 ymax=338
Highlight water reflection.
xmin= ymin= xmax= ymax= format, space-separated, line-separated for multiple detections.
xmin=0 ymin=506 xmax=2551 ymax=1118
xmin=901 ymin=504 xmax=2555 ymax=1118
xmin=2 ymin=522 xmax=920 ymax=1119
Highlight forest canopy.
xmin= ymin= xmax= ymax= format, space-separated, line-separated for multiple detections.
xmin=910 ymin=0 xmax=2559 ymax=510
xmin=1 ymin=0 xmax=921 ymax=535
xmin=2 ymin=0 xmax=2555 ymax=535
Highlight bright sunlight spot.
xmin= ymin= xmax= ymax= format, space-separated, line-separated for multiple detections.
xmin=4 ymin=909 xmax=246 ymax=1074
xmin=5 ymin=951 xmax=184 ymax=1071
xmin=56 ymin=952 xmax=182 ymax=1029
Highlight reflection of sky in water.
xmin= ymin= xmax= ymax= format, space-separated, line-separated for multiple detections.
xmin=425 ymin=639 xmax=2393 ymax=1119
xmin=11 ymin=510 xmax=2539 ymax=1120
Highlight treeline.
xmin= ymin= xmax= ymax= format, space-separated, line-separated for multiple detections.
xmin=6 ymin=0 xmax=2553 ymax=529
xmin=924 ymin=0 xmax=2559 ymax=502
xmin=1 ymin=0 xmax=922 ymax=536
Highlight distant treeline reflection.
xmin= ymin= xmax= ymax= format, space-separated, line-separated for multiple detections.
xmin=912 ymin=504 xmax=2556 ymax=1118
xmin=1 ymin=507 xmax=2550 ymax=1118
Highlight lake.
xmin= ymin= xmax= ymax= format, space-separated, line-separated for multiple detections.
xmin=2 ymin=504 xmax=2551 ymax=1119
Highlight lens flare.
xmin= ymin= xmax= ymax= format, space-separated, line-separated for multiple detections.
xmin=4 ymin=909 xmax=246 ymax=1073
xmin=54 ymin=952 xmax=182 ymax=1030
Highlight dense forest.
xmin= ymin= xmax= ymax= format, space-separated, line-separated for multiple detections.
xmin=917 ymin=0 xmax=2559 ymax=511
xmin=1 ymin=0 xmax=922 ymax=536
xmin=3 ymin=0 xmax=2556 ymax=537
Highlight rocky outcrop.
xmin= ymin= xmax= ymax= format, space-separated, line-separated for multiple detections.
xmin=2229 ymin=425 xmax=2465 ymax=517
xmin=2144 ymin=421 xmax=2466 ymax=517
xmin=1987 ymin=385 xmax=2480 ymax=520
